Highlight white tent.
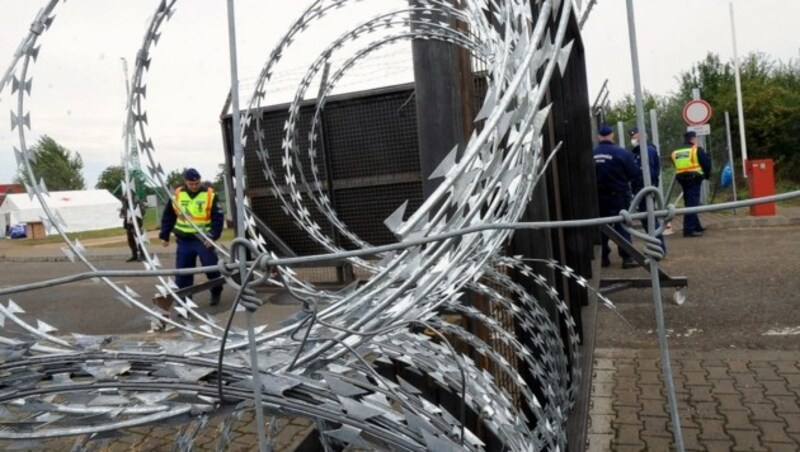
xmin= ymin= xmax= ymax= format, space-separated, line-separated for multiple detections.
xmin=0 ymin=189 xmax=123 ymax=236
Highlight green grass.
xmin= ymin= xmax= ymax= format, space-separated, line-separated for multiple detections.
xmin=13 ymin=226 xmax=130 ymax=246
xmin=776 ymin=180 xmax=800 ymax=207
xmin=710 ymin=178 xmax=800 ymax=209
xmin=13 ymin=211 xmax=156 ymax=246
xmin=17 ymin=208 xmax=237 ymax=246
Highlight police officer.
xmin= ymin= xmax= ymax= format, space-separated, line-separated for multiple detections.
xmin=121 ymin=196 xmax=145 ymax=262
xmin=671 ymin=131 xmax=712 ymax=237
xmin=630 ymin=127 xmax=666 ymax=254
xmin=594 ymin=125 xmax=639 ymax=269
xmin=159 ymin=168 xmax=224 ymax=305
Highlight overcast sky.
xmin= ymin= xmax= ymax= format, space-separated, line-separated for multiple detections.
xmin=1 ymin=0 xmax=798 ymax=188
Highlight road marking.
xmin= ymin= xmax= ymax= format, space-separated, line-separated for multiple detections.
xmin=644 ymin=328 xmax=703 ymax=338
xmin=763 ymin=326 xmax=800 ymax=336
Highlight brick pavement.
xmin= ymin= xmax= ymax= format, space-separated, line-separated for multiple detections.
xmin=0 ymin=413 xmax=315 ymax=451
xmin=588 ymin=348 xmax=800 ymax=451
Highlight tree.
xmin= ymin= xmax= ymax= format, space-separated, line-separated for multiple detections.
xmin=213 ymin=164 xmax=229 ymax=217
xmin=604 ymin=92 xmax=685 ymax=169
xmin=95 ymin=165 xmax=125 ymax=197
xmin=164 ymin=167 xmax=217 ymax=190
xmin=609 ymin=52 xmax=800 ymax=183
xmin=676 ymin=52 xmax=800 ymax=181
xmin=214 ymin=164 xmax=227 ymax=194
xmin=16 ymin=136 xmax=85 ymax=190
xmin=165 ymin=169 xmax=186 ymax=190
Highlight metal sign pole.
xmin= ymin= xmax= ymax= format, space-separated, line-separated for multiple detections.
xmin=225 ymin=1 xmax=268 ymax=451
xmin=649 ymin=109 xmax=663 ymax=195
xmin=725 ymin=111 xmax=739 ymax=213
xmin=625 ymin=1 xmax=685 ymax=449
xmin=691 ymin=89 xmax=710 ymax=205
xmin=730 ymin=1 xmax=749 ymax=178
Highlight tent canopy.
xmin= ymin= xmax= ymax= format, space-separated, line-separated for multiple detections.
xmin=0 ymin=189 xmax=123 ymax=236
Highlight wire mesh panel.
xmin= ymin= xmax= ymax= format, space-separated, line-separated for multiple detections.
xmin=239 ymin=86 xmax=424 ymax=257
xmin=242 ymin=104 xmax=334 ymax=256
xmin=248 ymin=193 xmax=332 ymax=256
xmin=335 ymin=182 xmax=423 ymax=249
xmin=324 ymin=89 xmax=420 ymax=180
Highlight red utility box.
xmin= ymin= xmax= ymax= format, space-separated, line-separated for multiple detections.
xmin=746 ymin=159 xmax=776 ymax=216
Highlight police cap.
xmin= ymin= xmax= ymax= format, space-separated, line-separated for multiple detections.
xmin=598 ymin=124 xmax=613 ymax=136
xmin=184 ymin=168 xmax=201 ymax=181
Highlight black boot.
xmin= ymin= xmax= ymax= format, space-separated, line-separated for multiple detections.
xmin=210 ymin=291 xmax=221 ymax=306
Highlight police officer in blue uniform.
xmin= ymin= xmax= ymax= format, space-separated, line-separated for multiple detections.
xmin=630 ymin=127 xmax=666 ymax=254
xmin=159 ymin=168 xmax=224 ymax=306
xmin=671 ymin=131 xmax=712 ymax=237
xmin=594 ymin=125 xmax=639 ymax=269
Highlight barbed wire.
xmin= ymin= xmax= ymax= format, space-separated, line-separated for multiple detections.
xmin=1 ymin=0 xmax=795 ymax=450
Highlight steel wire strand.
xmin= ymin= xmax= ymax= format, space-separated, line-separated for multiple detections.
xmin=284 ymin=271 xmax=537 ymax=447
xmin=125 ymin=0 xmax=245 ymax=335
xmin=0 ymin=190 xmax=779 ymax=362
xmin=291 ymin=319 xmax=474 ymax=448
xmin=1 ymin=189 xmax=797 ymax=302
xmin=298 ymin=15 xmax=482 ymax=250
xmin=244 ymin=1 xmax=552 ymax=332
xmin=276 ymin=273 xmax=472 ymax=446
xmin=393 ymin=0 xmax=557 ymax=237
xmin=3 ymin=0 xmax=230 ymax=340
xmin=281 ymin=116 xmax=552 ymax=367
xmin=280 ymin=16 xmax=484 ymax=259
xmin=0 ymin=348 xmax=437 ymax=446
xmin=4 ymin=1 xmax=800 ymax=446
xmin=215 ymin=238 xmax=271 ymax=404
xmin=621 ymin=185 xmax=675 ymax=262
xmin=257 ymin=189 xmax=800 ymax=269
xmin=0 ymin=378 xmax=427 ymax=448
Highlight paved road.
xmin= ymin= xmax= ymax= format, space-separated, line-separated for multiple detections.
xmin=596 ymin=225 xmax=800 ymax=350
xmin=2 ymin=214 xmax=799 ymax=450
xmin=0 ymin=240 xmax=316 ymax=450
xmin=0 ymin=258 xmax=305 ymax=335
xmin=589 ymin=223 xmax=800 ymax=450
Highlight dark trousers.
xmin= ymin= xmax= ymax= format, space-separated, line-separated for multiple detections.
xmin=599 ymin=193 xmax=631 ymax=261
xmin=678 ymin=176 xmax=703 ymax=234
xmin=175 ymin=238 xmax=222 ymax=295
xmin=125 ymin=226 xmax=143 ymax=258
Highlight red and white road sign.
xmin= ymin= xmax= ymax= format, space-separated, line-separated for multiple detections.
xmin=683 ymin=99 xmax=713 ymax=125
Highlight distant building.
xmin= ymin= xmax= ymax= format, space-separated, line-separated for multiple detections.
xmin=0 ymin=184 xmax=24 ymax=207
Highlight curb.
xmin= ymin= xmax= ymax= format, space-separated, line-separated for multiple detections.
xmin=706 ymin=216 xmax=800 ymax=230
xmin=1 ymin=217 xmax=798 ymax=263
xmin=0 ymin=251 xmax=177 ymax=263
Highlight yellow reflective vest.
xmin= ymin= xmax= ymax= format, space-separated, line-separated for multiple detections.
xmin=172 ymin=186 xmax=215 ymax=234
xmin=671 ymin=146 xmax=704 ymax=176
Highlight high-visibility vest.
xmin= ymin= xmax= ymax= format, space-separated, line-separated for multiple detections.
xmin=173 ymin=186 xmax=214 ymax=234
xmin=671 ymin=146 xmax=704 ymax=175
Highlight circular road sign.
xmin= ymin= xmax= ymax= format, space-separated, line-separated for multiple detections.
xmin=683 ymin=99 xmax=713 ymax=125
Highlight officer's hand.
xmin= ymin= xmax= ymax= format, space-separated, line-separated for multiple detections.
xmin=161 ymin=240 xmax=169 ymax=247
xmin=204 ymin=239 xmax=214 ymax=249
